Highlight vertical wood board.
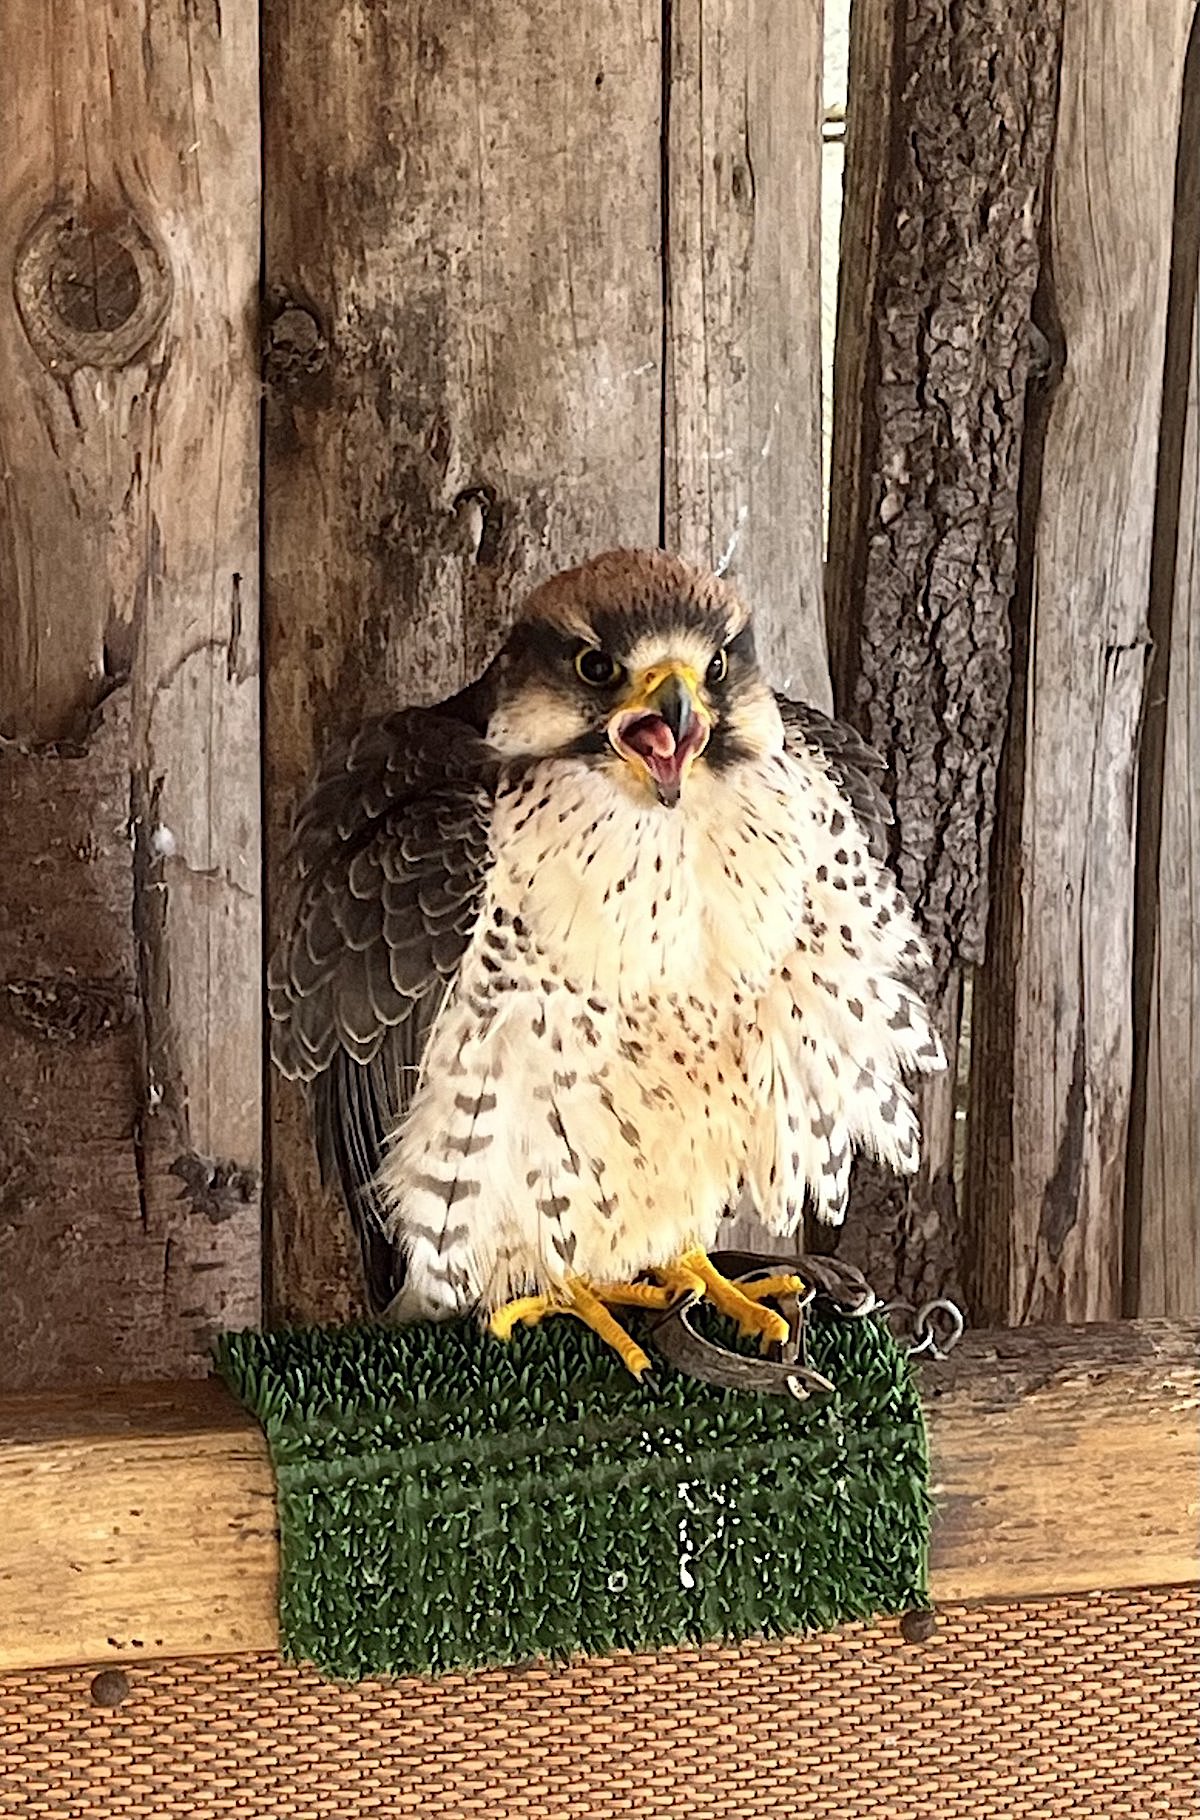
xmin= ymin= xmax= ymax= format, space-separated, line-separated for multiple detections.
xmin=0 ymin=0 xmax=261 ymax=1387
xmin=665 ymin=0 xmax=828 ymax=707
xmin=1132 ymin=16 xmax=1200 ymax=1319
xmin=1139 ymin=346 xmax=1200 ymax=1316
xmin=263 ymin=0 xmax=666 ymax=1318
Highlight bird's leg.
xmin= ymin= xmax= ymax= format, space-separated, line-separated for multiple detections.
xmin=489 ymin=1279 xmax=655 ymax=1377
xmin=653 ymin=1248 xmax=804 ymax=1347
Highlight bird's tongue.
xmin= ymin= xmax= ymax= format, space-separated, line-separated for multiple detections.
xmin=622 ymin=713 xmax=682 ymax=787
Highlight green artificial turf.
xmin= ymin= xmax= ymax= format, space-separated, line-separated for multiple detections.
xmin=215 ymin=1306 xmax=929 ymax=1681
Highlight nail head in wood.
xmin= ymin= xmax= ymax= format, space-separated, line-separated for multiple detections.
xmin=89 ymin=1668 xmax=131 ymax=1707
xmin=899 ymin=1607 xmax=939 ymax=1644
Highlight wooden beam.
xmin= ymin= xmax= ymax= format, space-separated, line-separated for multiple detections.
xmin=824 ymin=0 xmax=1064 ymax=1311
xmin=967 ymin=0 xmax=1200 ymax=1324
xmin=0 ymin=0 xmax=262 ymax=1389
xmin=0 ymin=1322 xmax=1195 ymax=1674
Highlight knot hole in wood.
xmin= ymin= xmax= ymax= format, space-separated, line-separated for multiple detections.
xmin=15 ymin=205 xmax=171 ymax=373
xmin=263 ymin=303 xmax=328 ymax=390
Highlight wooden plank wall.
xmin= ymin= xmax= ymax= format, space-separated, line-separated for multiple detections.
xmin=830 ymin=0 xmax=1200 ymax=1322
xmin=0 ymin=1 xmax=262 ymax=1389
xmin=3 ymin=0 xmax=1198 ymax=1362
xmin=0 ymin=0 xmax=825 ymax=1358
xmin=665 ymin=0 xmax=828 ymax=706
xmin=263 ymin=0 xmax=827 ymax=1319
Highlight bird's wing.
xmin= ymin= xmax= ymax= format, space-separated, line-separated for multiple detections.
xmin=776 ymin=697 xmax=893 ymax=860
xmin=268 ymin=709 xmax=497 ymax=1311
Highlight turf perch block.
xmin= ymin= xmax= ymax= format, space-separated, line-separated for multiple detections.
xmin=215 ymin=1307 xmax=929 ymax=1681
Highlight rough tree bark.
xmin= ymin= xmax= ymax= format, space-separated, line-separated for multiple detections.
xmin=0 ymin=1 xmax=262 ymax=1388
xmin=264 ymin=0 xmax=827 ymax=1319
xmin=967 ymin=0 xmax=1200 ymax=1324
xmin=826 ymin=0 xmax=1063 ymax=1308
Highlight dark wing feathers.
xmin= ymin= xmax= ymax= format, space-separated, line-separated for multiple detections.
xmin=269 ymin=709 xmax=496 ymax=1310
xmin=777 ymin=697 xmax=893 ymax=859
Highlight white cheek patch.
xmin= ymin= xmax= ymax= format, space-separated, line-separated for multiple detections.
xmin=487 ymin=685 xmax=591 ymax=757
xmin=725 ymin=684 xmax=787 ymax=757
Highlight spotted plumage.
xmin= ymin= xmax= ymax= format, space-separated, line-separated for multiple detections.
xmin=269 ymin=549 xmax=944 ymax=1337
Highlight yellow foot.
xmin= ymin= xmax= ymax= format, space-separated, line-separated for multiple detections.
xmin=489 ymin=1279 xmax=653 ymax=1377
xmin=654 ymin=1248 xmax=804 ymax=1348
xmin=487 ymin=1252 xmax=805 ymax=1377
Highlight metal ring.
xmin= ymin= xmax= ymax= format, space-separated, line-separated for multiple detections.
xmin=877 ymin=1295 xmax=966 ymax=1358
xmin=912 ymin=1297 xmax=965 ymax=1360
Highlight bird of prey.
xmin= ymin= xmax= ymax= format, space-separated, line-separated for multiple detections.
xmin=269 ymin=549 xmax=944 ymax=1374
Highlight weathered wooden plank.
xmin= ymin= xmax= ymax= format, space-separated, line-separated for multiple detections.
xmin=1138 ymin=419 xmax=1200 ymax=1315
xmin=923 ymin=1320 xmax=1200 ymax=1605
xmin=664 ymin=0 xmax=828 ymax=707
xmin=263 ymin=0 xmax=664 ymax=1320
xmin=0 ymin=0 xmax=261 ymax=1387
xmin=1129 ymin=20 xmax=1200 ymax=1320
xmin=1 ymin=1321 xmax=1195 ymax=1673
xmin=825 ymin=0 xmax=1063 ymax=1306
xmin=0 ymin=1380 xmax=277 ymax=1672
xmin=967 ymin=0 xmax=1199 ymax=1325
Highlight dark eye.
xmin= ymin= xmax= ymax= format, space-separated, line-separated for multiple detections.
xmin=575 ymin=646 xmax=623 ymax=687
xmin=706 ymin=648 xmax=729 ymax=687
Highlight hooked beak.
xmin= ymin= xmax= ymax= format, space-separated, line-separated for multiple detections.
xmin=608 ymin=662 xmax=711 ymax=807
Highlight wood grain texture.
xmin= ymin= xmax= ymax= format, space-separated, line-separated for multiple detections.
xmin=264 ymin=0 xmax=828 ymax=1318
xmin=967 ymin=0 xmax=1199 ymax=1325
xmin=665 ymin=0 xmax=829 ymax=707
xmin=1138 ymin=361 xmax=1200 ymax=1316
xmin=0 ymin=0 xmax=261 ymax=1388
xmin=925 ymin=1320 xmax=1200 ymax=1604
xmin=1129 ymin=15 xmax=1200 ymax=1320
xmin=0 ymin=1320 xmax=1195 ymax=1674
xmin=0 ymin=1379 xmax=277 ymax=1672
xmin=825 ymin=0 xmax=1062 ymax=1307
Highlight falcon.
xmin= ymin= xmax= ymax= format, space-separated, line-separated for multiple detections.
xmin=269 ymin=550 xmax=944 ymax=1374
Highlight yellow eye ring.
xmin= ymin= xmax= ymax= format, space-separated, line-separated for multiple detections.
xmin=706 ymin=648 xmax=729 ymax=686
xmin=575 ymin=646 xmax=623 ymax=687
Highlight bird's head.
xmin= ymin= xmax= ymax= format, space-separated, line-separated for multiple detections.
xmin=483 ymin=549 xmax=782 ymax=807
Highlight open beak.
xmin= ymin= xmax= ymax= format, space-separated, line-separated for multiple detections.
xmin=608 ymin=662 xmax=711 ymax=807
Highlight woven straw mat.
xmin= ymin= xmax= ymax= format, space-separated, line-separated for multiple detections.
xmin=2 ymin=1588 xmax=1197 ymax=1819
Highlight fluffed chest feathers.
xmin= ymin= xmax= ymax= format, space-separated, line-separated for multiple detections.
xmin=486 ymin=751 xmax=813 ymax=1005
